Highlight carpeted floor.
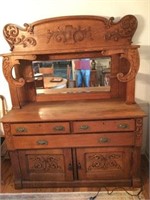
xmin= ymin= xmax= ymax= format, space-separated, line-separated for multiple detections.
xmin=0 ymin=191 xmax=145 ymax=200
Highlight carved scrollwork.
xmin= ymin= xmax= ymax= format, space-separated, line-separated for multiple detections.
xmin=3 ymin=56 xmax=25 ymax=87
xmin=87 ymin=153 xmax=121 ymax=171
xmin=28 ymin=155 xmax=63 ymax=172
xmin=117 ymin=48 xmax=140 ymax=82
xmin=105 ymin=15 xmax=138 ymax=41
xmin=3 ymin=23 xmax=36 ymax=51
xmin=101 ymin=48 xmax=139 ymax=82
xmin=3 ymin=55 xmax=36 ymax=87
xmin=47 ymin=25 xmax=93 ymax=44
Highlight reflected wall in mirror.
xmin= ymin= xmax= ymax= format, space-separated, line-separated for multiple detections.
xmin=32 ymin=57 xmax=111 ymax=92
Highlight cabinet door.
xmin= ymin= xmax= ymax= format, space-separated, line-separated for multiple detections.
xmin=76 ymin=147 xmax=132 ymax=180
xmin=18 ymin=148 xmax=73 ymax=181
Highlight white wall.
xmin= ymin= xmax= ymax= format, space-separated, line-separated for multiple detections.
xmin=0 ymin=0 xmax=149 ymax=155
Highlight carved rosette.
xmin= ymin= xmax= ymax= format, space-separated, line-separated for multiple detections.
xmin=87 ymin=153 xmax=121 ymax=171
xmin=117 ymin=48 xmax=140 ymax=82
xmin=3 ymin=23 xmax=36 ymax=51
xmin=105 ymin=15 xmax=138 ymax=42
xmin=2 ymin=55 xmax=36 ymax=88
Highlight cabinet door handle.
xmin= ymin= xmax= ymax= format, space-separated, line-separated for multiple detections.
xmin=37 ymin=140 xmax=48 ymax=145
xmin=118 ymin=123 xmax=128 ymax=129
xmin=99 ymin=137 xmax=109 ymax=143
xmin=16 ymin=127 xmax=27 ymax=133
xmin=53 ymin=126 xmax=65 ymax=131
xmin=77 ymin=162 xmax=82 ymax=170
xmin=80 ymin=125 xmax=89 ymax=130
xmin=68 ymin=163 xmax=73 ymax=171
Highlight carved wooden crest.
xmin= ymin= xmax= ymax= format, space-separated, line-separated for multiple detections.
xmin=3 ymin=15 xmax=137 ymax=53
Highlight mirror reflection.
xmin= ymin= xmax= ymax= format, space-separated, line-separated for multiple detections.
xmin=32 ymin=57 xmax=111 ymax=91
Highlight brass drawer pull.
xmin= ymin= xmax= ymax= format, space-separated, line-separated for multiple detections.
xmin=37 ymin=140 xmax=48 ymax=145
xmin=16 ymin=127 xmax=27 ymax=133
xmin=80 ymin=125 xmax=89 ymax=130
xmin=99 ymin=137 xmax=109 ymax=143
xmin=53 ymin=126 xmax=65 ymax=131
xmin=118 ymin=123 xmax=128 ymax=129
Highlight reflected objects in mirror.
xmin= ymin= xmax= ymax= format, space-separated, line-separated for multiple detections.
xmin=32 ymin=57 xmax=111 ymax=91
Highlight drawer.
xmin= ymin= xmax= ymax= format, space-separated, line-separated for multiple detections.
xmin=13 ymin=132 xmax=134 ymax=149
xmin=11 ymin=122 xmax=70 ymax=135
xmin=73 ymin=119 xmax=135 ymax=133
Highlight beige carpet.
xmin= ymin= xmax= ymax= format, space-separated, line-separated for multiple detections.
xmin=0 ymin=191 xmax=145 ymax=200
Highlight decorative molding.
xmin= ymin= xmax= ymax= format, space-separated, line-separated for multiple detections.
xmin=135 ymin=118 xmax=143 ymax=137
xmin=47 ymin=25 xmax=93 ymax=44
xmin=87 ymin=153 xmax=121 ymax=171
xmin=28 ymin=155 xmax=64 ymax=173
xmin=3 ymin=23 xmax=36 ymax=51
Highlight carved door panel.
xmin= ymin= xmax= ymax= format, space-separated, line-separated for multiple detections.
xmin=76 ymin=147 xmax=132 ymax=180
xmin=18 ymin=148 xmax=73 ymax=181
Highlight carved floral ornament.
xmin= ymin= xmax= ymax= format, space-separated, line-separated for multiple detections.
xmin=3 ymin=15 xmax=137 ymax=51
xmin=47 ymin=25 xmax=93 ymax=44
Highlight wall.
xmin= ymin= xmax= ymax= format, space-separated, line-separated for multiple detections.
xmin=0 ymin=0 xmax=149 ymax=156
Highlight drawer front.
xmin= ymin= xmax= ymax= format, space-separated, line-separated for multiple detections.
xmin=73 ymin=119 xmax=135 ymax=133
xmin=13 ymin=132 xmax=134 ymax=149
xmin=11 ymin=122 xmax=70 ymax=135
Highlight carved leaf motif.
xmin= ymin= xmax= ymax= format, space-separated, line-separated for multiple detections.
xmin=3 ymin=24 xmax=36 ymax=51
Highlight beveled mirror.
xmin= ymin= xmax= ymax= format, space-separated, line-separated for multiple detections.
xmin=33 ymin=57 xmax=111 ymax=94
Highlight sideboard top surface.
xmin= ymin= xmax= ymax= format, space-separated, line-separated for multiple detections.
xmin=1 ymin=100 xmax=146 ymax=123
